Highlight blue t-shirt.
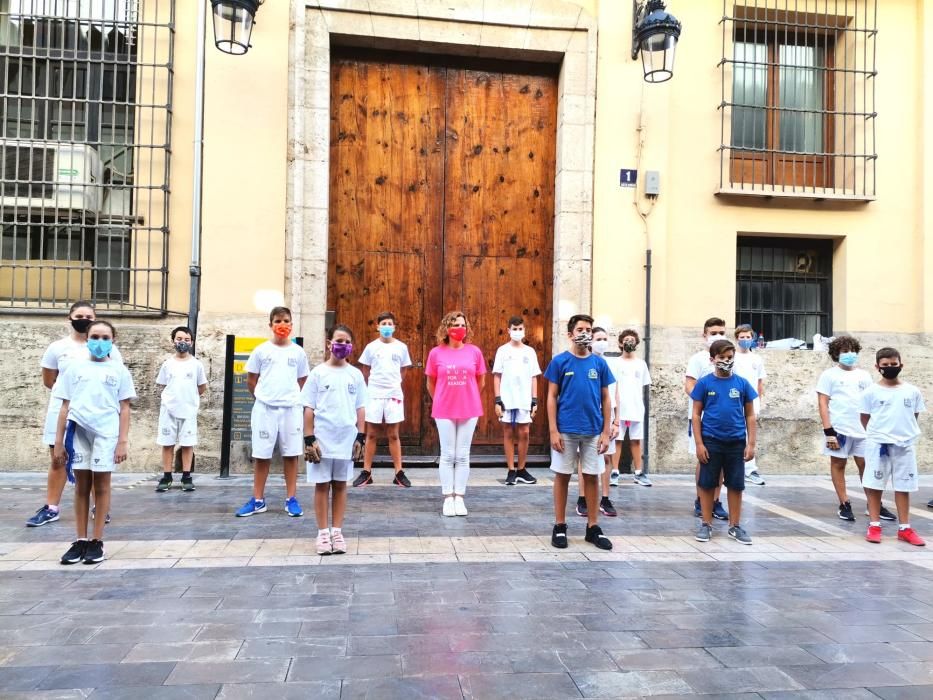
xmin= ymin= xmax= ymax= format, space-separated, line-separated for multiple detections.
xmin=543 ymin=351 xmax=614 ymax=435
xmin=690 ymin=372 xmax=758 ymax=440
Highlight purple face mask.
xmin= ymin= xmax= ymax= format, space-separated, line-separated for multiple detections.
xmin=330 ymin=341 xmax=353 ymax=359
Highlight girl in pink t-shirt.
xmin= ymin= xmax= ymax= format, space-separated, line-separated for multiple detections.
xmin=425 ymin=310 xmax=486 ymax=517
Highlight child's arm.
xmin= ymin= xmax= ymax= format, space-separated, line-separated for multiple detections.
xmin=692 ymin=399 xmax=708 ymax=464
xmin=115 ymin=399 xmax=131 ymax=464
xmin=860 ymin=412 xmax=870 ymax=431
xmin=247 ymin=372 xmax=259 ymax=397
xmin=360 ymin=364 xmax=370 ymax=383
xmin=744 ymin=400 xmax=756 ymax=461
xmin=198 ymin=383 xmax=207 ymax=396
xmin=297 ymin=376 xmax=307 ymax=390
xmin=426 ymin=376 xmax=436 ymax=399
xmin=547 ymin=381 xmax=562 ymax=452
xmin=597 ymin=386 xmax=611 ymax=454
xmin=493 ymin=373 xmax=504 ymax=417
xmin=53 ymin=399 xmax=70 ymax=464
xmin=530 ymin=376 xmax=539 ymax=418
xmin=42 ymin=368 xmax=58 ymax=390
xmin=684 ymin=376 xmax=697 ymax=397
xmin=817 ymin=393 xmax=840 ymax=450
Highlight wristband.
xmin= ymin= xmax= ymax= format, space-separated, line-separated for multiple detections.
xmin=304 ymin=435 xmax=317 ymax=446
xmin=530 ymin=398 xmax=538 ymax=407
xmin=823 ymin=427 xmax=837 ymax=437
xmin=495 ymin=396 xmax=505 ymax=406
xmin=355 ymin=432 xmax=366 ymax=444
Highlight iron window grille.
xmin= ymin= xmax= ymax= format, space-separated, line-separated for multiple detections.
xmin=718 ymin=0 xmax=877 ymax=200
xmin=0 ymin=0 xmax=173 ymax=314
xmin=736 ymin=235 xmax=832 ymax=344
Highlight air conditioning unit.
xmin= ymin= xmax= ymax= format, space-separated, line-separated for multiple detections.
xmin=0 ymin=140 xmax=103 ymax=216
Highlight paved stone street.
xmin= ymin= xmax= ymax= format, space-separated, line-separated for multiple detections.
xmin=4 ymin=469 xmax=933 ymax=698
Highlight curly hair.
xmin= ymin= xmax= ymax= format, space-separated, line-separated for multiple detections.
xmin=828 ymin=334 xmax=861 ymax=362
xmin=618 ymin=328 xmax=640 ymax=346
xmin=435 ymin=310 xmax=470 ymax=345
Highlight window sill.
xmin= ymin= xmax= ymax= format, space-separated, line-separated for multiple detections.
xmin=716 ymin=186 xmax=875 ymax=203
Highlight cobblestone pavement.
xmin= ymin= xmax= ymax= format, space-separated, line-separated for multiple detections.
xmin=4 ymin=469 xmax=933 ymax=698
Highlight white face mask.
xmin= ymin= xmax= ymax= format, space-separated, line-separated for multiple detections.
xmin=705 ymin=332 xmax=726 ymax=347
xmin=509 ymin=329 xmax=525 ymax=342
xmin=592 ymin=339 xmax=609 ymax=355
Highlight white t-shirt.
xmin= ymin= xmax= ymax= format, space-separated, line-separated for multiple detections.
xmin=52 ymin=358 xmax=136 ymax=438
xmin=615 ymin=356 xmax=651 ymax=422
xmin=359 ymin=338 xmax=412 ymax=400
xmin=685 ymin=350 xmax=714 ymax=418
xmin=602 ymin=354 xmax=620 ymax=411
xmin=733 ymin=351 xmax=766 ymax=414
xmin=859 ymin=382 xmax=926 ymax=447
xmin=156 ymin=356 xmax=208 ymax=420
xmin=245 ymin=341 xmax=310 ymax=407
xmin=492 ymin=342 xmax=542 ymax=410
xmin=41 ymin=336 xmax=124 ymax=379
xmin=301 ymin=363 xmax=367 ymax=458
xmin=815 ymin=365 xmax=873 ymax=438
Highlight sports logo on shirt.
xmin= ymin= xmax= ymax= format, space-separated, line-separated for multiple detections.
xmin=105 ymin=375 xmax=118 ymax=387
xmin=729 ymin=388 xmax=740 ymax=399
xmin=72 ymin=453 xmax=84 ymax=464
xmin=288 ymin=358 xmax=298 ymax=367
xmin=259 ymin=430 xmax=270 ymax=439
xmin=905 ymin=398 xmax=913 ymax=407
xmin=588 ymin=369 xmax=598 ymax=379
xmin=348 ymin=384 xmax=357 ymax=394
xmin=874 ymin=470 xmax=884 ymax=480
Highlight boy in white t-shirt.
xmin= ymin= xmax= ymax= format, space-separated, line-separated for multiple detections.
xmin=302 ymin=324 xmax=367 ymax=555
xmin=816 ymin=335 xmax=895 ymax=522
xmin=686 ymin=317 xmax=729 ymax=520
xmin=860 ymin=347 xmax=926 ymax=546
xmin=612 ymin=329 xmax=652 ymax=487
xmin=235 ymin=306 xmax=310 ymax=518
xmin=493 ymin=316 xmax=542 ymax=486
xmin=733 ymin=324 xmax=766 ymax=486
xmin=578 ymin=327 xmax=619 ymax=517
xmin=355 ymin=311 xmax=413 ymax=488
xmin=155 ymin=326 xmax=208 ymax=493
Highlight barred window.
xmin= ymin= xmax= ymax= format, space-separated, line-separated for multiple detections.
xmin=736 ymin=236 xmax=832 ymax=344
xmin=0 ymin=0 xmax=173 ymax=313
xmin=719 ymin=1 xmax=877 ymax=199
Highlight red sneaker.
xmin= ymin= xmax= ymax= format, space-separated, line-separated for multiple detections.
xmin=866 ymin=525 xmax=882 ymax=544
xmin=898 ymin=528 xmax=926 ymax=547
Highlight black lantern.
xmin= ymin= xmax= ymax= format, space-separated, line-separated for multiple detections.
xmin=210 ymin=0 xmax=262 ymax=55
xmin=631 ymin=0 xmax=682 ymax=83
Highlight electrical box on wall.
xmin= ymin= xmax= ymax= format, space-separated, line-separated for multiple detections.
xmin=645 ymin=170 xmax=660 ymax=197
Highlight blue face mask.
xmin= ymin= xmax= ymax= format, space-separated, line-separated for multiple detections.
xmin=738 ymin=338 xmax=756 ymax=351
xmin=379 ymin=326 xmax=395 ymax=338
xmin=87 ymin=338 xmax=113 ymax=359
xmin=839 ymin=352 xmax=858 ymax=367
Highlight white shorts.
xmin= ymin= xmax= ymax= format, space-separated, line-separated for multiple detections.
xmin=43 ymin=396 xmax=63 ymax=446
xmin=365 ymin=397 xmax=404 ymax=424
xmin=822 ymin=434 xmax=866 ymax=458
xmin=251 ymin=402 xmax=303 ymax=459
xmin=550 ymin=434 xmax=604 ymax=476
xmin=500 ymin=409 xmax=532 ymax=425
xmin=156 ymin=405 xmax=198 ymax=447
xmin=861 ymin=441 xmax=918 ymax=493
xmin=687 ymin=419 xmax=697 ymax=456
xmin=65 ymin=421 xmax=117 ymax=473
xmin=307 ymin=458 xmax=354 ymax=484
xmin=619 ymin=420 xmax=644 ymax=441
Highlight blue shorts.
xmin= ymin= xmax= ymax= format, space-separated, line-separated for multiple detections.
xmin=697 ymin=437 xmax=746 ymax=492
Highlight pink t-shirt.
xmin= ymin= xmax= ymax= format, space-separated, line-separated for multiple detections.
xmin=425 ymin=343 xmax=486 ymax=419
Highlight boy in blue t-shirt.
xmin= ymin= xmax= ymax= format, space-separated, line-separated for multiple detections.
xmin=690 ymin=339 xmax=758 ymax=545
xmin=543 ymin=314 xmax=614 ymax=551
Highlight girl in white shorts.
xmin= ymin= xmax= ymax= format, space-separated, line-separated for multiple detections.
xmin=302 ymin=324 xmax=367 ymax=555
xmin=53 ymin=320 xmax=136 ymax=565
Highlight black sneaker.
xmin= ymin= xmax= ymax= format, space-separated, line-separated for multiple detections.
xmin=61 ymin=540 xmax=88 ymax=565
xmin=352 ymin=470 xmax=373 ymax=487
xmin=505 ymin=470 xmax=517 ymax=486
xmin=181 ymin=476 xmax=196 ymax=492
xmin=878 ymin=505 xmax=896 ymax=521
xmin=838 ymin=501 xmax=855 ymax=521
xmin=599 ymin=497 xmax=617 ymax=517
xmin=392 ymin=470 xmax=411 ymax=488
xmin=693 ymin=498 xmax=702 ymax=518
xmin=585 ymin=524 xmax=613 ymax=551
xmin=155 ymin=475 xmax=172 ymax=492
xmin=83 ymin=539 xmax=105 ymax=564
xmin=575 ymin=496 xmax=587 ymax=517
xmin=551 ymin=523 xmax=568 ymax=549
xmin=928 ymin=499 xmax=933 ymax=509
xmin=515 ymin=469 xmax=537 ymax=484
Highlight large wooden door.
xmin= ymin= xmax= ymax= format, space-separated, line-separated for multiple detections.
xmin=328 ymin=51 xmax=557 ymax=455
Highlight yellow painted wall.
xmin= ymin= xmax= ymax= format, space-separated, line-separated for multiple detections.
xmin=591 ymin=0 xmax=929 ymax=334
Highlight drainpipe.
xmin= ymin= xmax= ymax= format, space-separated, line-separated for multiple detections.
xmin=188 ymin=0 xmax=207 ymax=343
xmin=642 ymin=248 xmax=652 ymax=474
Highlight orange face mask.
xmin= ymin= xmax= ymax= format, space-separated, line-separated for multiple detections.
xmin=273 ymin=324 xmax=292 ymax=338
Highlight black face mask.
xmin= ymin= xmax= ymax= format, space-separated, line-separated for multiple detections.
xmin=879 ymin=365 xmax=902 ymax=379
xmin=71 ymin=318 xmax=93 ymax=333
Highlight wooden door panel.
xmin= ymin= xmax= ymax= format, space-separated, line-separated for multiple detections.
xmin=460 ymin=255 xmax=549 ymax=446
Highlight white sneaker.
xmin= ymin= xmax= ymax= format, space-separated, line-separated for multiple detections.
xmin=331 ymin=529 xmax=346 ymax=554
xmin=454 ymin=496 xmax=468 ymax=516
xmin=316 ymin=530 xmax=332 ymax=555
xmin=609 ymin=471 xmax=620 ymax=487
xmin=442 ymin=496 xmax=456 ymax=517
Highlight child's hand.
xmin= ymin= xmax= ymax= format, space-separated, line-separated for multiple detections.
xmin=351 ymin=432 xmax=366 ymax=461
xmin=52 ymin=444 xmax=66 ymax=465
xmin=743 ymin=443 xmax=755 ymax=462
xmin=530 ymin=403 xmax=538 ymax=420
xmin=550 ymin=431 xmax=564 ymax=453
xmin=696 ymin=444 xmax=710 ymax=464
xmin=597 ymin=434 xmax=609 ymax=454
xmin=304 ymin=436 xmax=322 ymax=463
xmin=609 ymin=422 xmax=619 ymax=440
xmin=494 ymin=397 xmax=505 ymax=419
xmin=114 ymin=440 xmax=128 ymax=464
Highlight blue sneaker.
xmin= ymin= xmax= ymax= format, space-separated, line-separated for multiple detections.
xmin=235 ymin=497 xmax=267 ymax=517
xmin=693 ymin=498 xmax=701 ymax=518
xmin=285 ymin=496 xmax=303 ymax=517
xmin=712 ymin=500 xmax=729 ymax=521
xmin=26 ymin=505 xmax=60 ymax=527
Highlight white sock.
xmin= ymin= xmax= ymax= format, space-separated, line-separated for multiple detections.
xmin=899 ymin=524 xmax=910 ymax=531
xmin=870 ymin=521 xmax=881 ymax=527
xmin=331 ymin=527 xmax=342 ymax=535
xmin=318 ymin=528 xmax=329 ymax=537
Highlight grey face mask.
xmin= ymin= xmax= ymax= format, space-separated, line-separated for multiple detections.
xmin=715 ymin=359 xmax=734 ymax=372
xmin=572 ymin=331 xmax=593 ymax=349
